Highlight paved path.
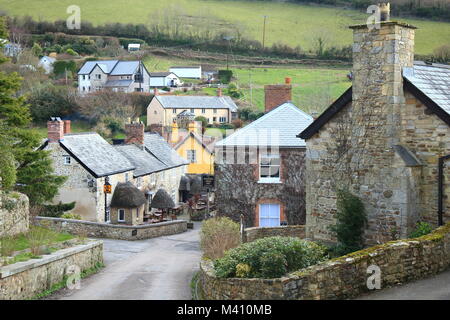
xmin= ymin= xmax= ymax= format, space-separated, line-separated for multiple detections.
xmin=49 ymin=223 xmax=201 ymax=300
xmin=357 ymin=269 xmax=450 ymax=300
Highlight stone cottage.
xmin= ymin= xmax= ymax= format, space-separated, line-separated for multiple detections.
xmin=215 ymin=81 xmax=313 ymax=227
xmin=42 ymin=118 xmax=188 ymax=222
xmin=298 ymin=9 xmax=450 ymax=245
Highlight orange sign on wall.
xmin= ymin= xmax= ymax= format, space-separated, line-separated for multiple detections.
xmin=103 ymin=184 xmax=112 ymax=194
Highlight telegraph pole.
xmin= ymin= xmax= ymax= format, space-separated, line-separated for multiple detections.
xmin=262 ymin=15 xmax=268 ymax=48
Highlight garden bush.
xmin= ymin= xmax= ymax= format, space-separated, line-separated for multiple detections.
xmin=200 ymin=217 xmax=241 ymax=259
xmin=60 ymin=213 xmax=82 ymax=220
xmin=40 ymin=201 xmax=76 ymax=218
xmin=409 ymin=222 xmax=433 ymax=238
xmin=328 ymin=189 xmax=367 ymax=256
xmin=214 ymin=236 xmax=327 ymax=278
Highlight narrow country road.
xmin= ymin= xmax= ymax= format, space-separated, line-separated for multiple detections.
xmin=48 ymin=223 xmax=201 ymax=300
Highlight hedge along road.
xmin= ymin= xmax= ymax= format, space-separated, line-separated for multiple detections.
xmin=47 ymin=222 xmax=202 ymax=300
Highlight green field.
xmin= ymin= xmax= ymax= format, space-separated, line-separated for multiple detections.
xmin=144 ymin=54 xmax=350 ymax=112
xmin=1 ymin=0 xmax=449 ymax=55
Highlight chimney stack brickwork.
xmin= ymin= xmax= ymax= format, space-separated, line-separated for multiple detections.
xmin=63 ymin=120 xmax=71 ymax=134
xmin=264 ymin=81 xmax=292 ymax=113
xmin=125 ymin=121 xmax=145 ymax=146
xmin=47 ymin=119 xmax=64 ymax=142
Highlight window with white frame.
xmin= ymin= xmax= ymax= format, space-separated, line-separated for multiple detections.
xmin=219 ymin=116 xmax=226 ymax=123
xmin=136 ymin=177 xmax=142 ymax=188
xmin=190 ymin=108 xmax=195 ymax=113
xmin=118 ymin=209 xmax=125 ymax=222
xmin=63 ymin=155 xmax=71 ymax=165
xmin=187 ymin=150 xmax=196 ymax=163
xmin=259 ymin=152 xmax=281 ymax=183
xmin=259 ymin=203 xmax=281 ymax=227
xmin=173 ymin=108 xmax=177 ymax=114
xmin=125 ymin=173 xmax=129 ymax=182
xmin=201 ymin=108 xmax=206 ymax=114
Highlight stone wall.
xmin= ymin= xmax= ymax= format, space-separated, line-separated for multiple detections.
xmin=0 ymin=240 xmax=103 ymax=300
xmin=35 ymin=216 xmax=187 ymax=240
xmin=0 ymin=192 xmax=29 ymax=237
xmin=215 ymin=148 xmax=306 ymax=227
xmin=200 ymin=223 xmax=450 ymax=300
xmin=244 ymin=225 xmax=305 ymax=243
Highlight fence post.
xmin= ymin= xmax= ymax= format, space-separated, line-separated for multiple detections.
xmin=240 ymin=214 xmax=246 ymax=243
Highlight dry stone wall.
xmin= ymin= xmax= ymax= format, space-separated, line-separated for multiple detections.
xmin=0 ymin=192 xmax=29 ymax=237
xmin=244 ymin=226 xmax=305 ymax=243
xmin=35 ymin=216 xmax=187 ymax=240
xmin=200 ymin=223 xmax=450 ymax=300
xmin=0 ymin=240 xmax=103 ymax=300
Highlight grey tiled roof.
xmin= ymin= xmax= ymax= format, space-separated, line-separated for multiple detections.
xmin=144 ymin=133 xmax=189 ymax=167
xmin=403 ymin=62 xmax=450 ymax=116
xmin=78 ymin=60 xmax=141 ymax=76
xmin=104 ymin=79 xmax=133 ymax=87
xmin=114 ymin=144 xmax=168 ymax=177
xmin=60 ymin=133 xmax=134 ymax=177
xmin=110 ymin=61 xmax=140 ymax=75
xmin=78 ymin=60 xmax=118 ymax=75
xmin=155 ymin=95 xmax=238 ymax=112
xmin=149 ymin=72 xmax=175 ymax=77
xmin=216 ymin=102 xmax=313 ymax=148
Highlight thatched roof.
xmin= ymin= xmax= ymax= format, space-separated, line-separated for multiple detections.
xmin=110 ymin=182 xmax=146 ymax=208
xmin=151 ymin=188 xmax=176 ymax=209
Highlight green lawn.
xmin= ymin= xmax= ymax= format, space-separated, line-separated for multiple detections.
xmin=3 ymin=226 xmax=74 ymax=252
xmin=1 ymin=0 xmax=449 ymax=55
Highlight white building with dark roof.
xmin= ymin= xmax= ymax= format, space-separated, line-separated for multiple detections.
xmin=147 ymin=89 xmax=238 ymax=127
xmin=149 ymin=72 xmax=181 ymax=87
xmin=42 ymin=118 xmax=187 ymax=222
xmin=77 ymin=60 xmax=151 ymax=94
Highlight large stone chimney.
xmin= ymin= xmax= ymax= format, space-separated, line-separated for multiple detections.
xmin=350 ymin=5 xmax=415 ymax=148
xmin=47 ymin=117 xmax=64 ymax=142
xmin=125 ymin=118 xmax=145 ymax=147
xmin=264 ymin=77 xmax=292 ymax=113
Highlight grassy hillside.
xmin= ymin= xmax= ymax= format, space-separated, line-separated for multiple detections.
xmin=143 ymin=54 xmax=350 ymax=112
xmin=1 ymin=0 xmax=449 ymax=55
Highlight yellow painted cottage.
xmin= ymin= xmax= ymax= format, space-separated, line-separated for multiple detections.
xmin=171 ymin=121 xmax=216 ymax=174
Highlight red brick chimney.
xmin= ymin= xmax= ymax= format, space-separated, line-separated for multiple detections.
xmin=153 ymin=88 xmax=158 ymax=96
xmin=63 ymin=120 xmax=71 ymax=134
xmin=217 ymin=88 xmax=222 ymax=97
xmin=47 ymin=117 xmax=64 ymax=142
xmin=125 ymin=118 xmax=145 ymax=146
xmin=264 ymin=77 xmax=292 ymax=113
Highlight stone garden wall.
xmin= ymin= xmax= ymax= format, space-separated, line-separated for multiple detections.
xmin=35 ymin=217 xmax=187 ymax=240
xmin=0 ymin=240 xmax=103 ymax=300
xmin=244 ymin=225 xmax=305 ymax=243
xmin=0 ymin=192 xmax=29 ymax=238
xmin=200 ymin=223 xmax=450 ymax=300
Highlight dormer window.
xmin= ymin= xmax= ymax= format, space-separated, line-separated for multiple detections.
xmin=63 ymin=155 xmax=71 ymax=165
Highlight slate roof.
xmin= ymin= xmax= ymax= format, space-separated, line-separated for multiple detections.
xmin=299 ymin=62 xmax=450 ymax=139
xmin=78 ymin=60 xmax=118 ymax=75
xmin=59 ymin=133 xmax=135 ymax=177
xmin=403 ymin=62 xmax=450 ymax=117
xmin=78 ymin=60 xmax=141 ymax=75
xmin=149 ymin=72 xmax=175 ymax=77
xmin=216 ymin=102 xmax=313 ymax=148
xmin=144 ymin=133 xmax=189 ymax=167
xmin=110 ymin=61 xmax=140 ymax=75
xmin=114 ymin=144 xmax=168 ymax=177
xmin=155 ymin=95 xmax=238 ymax=112
xmin=104 ymin=80 xmax=133 ymax=87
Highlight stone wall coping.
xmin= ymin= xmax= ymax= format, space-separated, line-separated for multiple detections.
xmin=349 ymin=21 xmax=417 ymax=30
xmin=0 ymin=239 xmax=103 ymax=279
xmin=36 ymin=216 xmax=187 ymax=229
xmin=244 ymin=225 xmax=305 ymax=232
